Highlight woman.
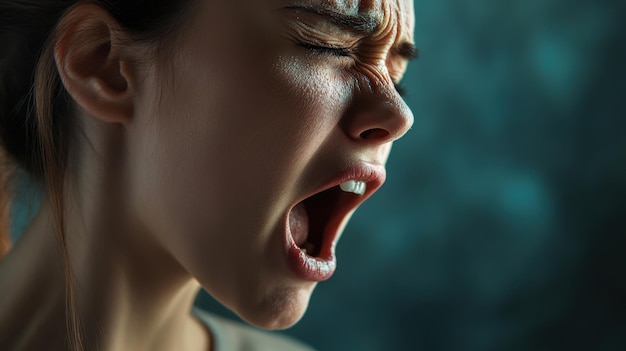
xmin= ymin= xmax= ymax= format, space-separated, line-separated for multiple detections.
xmin=0 ymin=0 xmax=416 ymax=350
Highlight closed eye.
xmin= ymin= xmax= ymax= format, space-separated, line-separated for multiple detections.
xmin=299 ymin=43 xmax=351 ymax=57
xmin=298 ymin=42 xmax=408 ymax=97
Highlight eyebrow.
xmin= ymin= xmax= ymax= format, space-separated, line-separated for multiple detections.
xmin=283 ymin=5 xmax=418 ymax=62
xmin=283 ymin=5 xmax=380 ymax=35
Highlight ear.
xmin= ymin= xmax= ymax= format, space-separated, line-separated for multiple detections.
xmin=54 ymin=4 xmax=137 ymax=124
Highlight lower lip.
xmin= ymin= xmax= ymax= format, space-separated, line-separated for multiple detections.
xmin=284 ymin=218 xmax=336 ymax=281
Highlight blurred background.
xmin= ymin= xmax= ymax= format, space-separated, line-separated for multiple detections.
xmin=12 ymin=0 xmax=626 ymax=350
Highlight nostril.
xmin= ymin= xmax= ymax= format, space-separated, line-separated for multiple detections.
xmin=360 ymin=128 xmax=389 ymax=140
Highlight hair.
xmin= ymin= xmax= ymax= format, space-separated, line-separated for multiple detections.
xmin=0 ymin=1 xmax=196 ymax=349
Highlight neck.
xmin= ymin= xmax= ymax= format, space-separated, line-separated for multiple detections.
xmin=0 ymin=188 xmax=210 ymax=351
xmin=0 ymin=119 xmax=211 ymax=351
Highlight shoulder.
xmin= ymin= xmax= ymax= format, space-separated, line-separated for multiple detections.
xmin=192 ymin=308 xmax=317 ymax=351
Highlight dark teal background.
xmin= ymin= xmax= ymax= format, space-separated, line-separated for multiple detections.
xmin=12 ymin=0 xmax=625 ymax=350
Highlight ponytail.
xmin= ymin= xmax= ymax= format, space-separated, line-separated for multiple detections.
xmin=0 ymin=149 xmax=14 ymax=258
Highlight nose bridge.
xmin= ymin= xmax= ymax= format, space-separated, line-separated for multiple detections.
xmin=343 ymin=65 xmax=414 ymax=144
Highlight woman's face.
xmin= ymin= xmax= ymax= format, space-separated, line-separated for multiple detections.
xmin=128 ymin=0 xmax=414 ymax=329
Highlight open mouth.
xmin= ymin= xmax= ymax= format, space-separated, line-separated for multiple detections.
xmin=289 ymin=182 xmax=365 ymax=258
xmin=284 ymin=163 xmax=385 ymax=281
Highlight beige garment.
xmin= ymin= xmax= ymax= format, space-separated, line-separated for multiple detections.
xmin=192 ymin=308 xmax=316 ymax=351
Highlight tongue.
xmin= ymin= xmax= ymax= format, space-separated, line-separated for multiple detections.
xmin=289 ymin=202 xmax=309 ymax=246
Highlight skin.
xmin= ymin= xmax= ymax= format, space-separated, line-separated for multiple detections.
xmin=0 ymin=0 xmax=415 ymax=350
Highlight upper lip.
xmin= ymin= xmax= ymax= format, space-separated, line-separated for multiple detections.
xmin=287 ymin=162 xmax=386 ymax=257
xmin=306 ymin=162 xmax=387 ymax=201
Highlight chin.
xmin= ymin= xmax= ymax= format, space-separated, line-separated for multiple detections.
xmin=235 ymin=284 xmax=316 ymax=330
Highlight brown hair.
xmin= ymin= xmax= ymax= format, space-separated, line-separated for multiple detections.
xmin=0 ymin=1 xmax=196 ymax=349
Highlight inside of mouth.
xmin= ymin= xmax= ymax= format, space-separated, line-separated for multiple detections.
xmin=292 ymin=187 xmax=343 ymax=258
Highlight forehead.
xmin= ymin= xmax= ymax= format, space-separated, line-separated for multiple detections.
xmin=276 ymin=0 xmax=415 ymax=38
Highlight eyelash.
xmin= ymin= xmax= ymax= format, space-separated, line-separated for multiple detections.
xmin=300 ymin=43 xmax=408 ymax=97
xmin=300 ymin=43 xmax=351 ymax=57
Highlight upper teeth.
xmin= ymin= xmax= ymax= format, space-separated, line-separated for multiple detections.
xmin=340 ymin=180 xmax=366 ymax=195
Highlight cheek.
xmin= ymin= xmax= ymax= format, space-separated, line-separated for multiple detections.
xmin=274 ymin=56 xmax=352 ymax=137
xmin=128 ymin=48 xmax=351 ymax=253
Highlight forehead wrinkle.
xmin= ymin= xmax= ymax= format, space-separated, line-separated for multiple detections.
xmin=354 ymin=0 xmax=412 ymax=39
xmin=316 ymin=0 xmax=361 ymax=13
xmin=282 ymin=0 xmax=386 ymax=18
xmin=368 ymin=0 xmax=395 ymax=40
xmin=398 ymin=0 xmax=415 ymax=39
xmin=280 ymin=0 xmax=415 ymax=48
xmin=278 ymin=0 xmax=360 ymax=14
xmin=283 ymin=4 xmax=380 ymax=35
xmin=385 ymin=0 xmax=415 ymax=49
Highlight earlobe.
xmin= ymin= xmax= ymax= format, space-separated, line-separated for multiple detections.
xmin=54 ymin=4 xmax=135 ymax=124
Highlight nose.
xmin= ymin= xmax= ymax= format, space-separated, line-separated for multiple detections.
xmin=342 ymin=78 xmax=414 ymax=145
